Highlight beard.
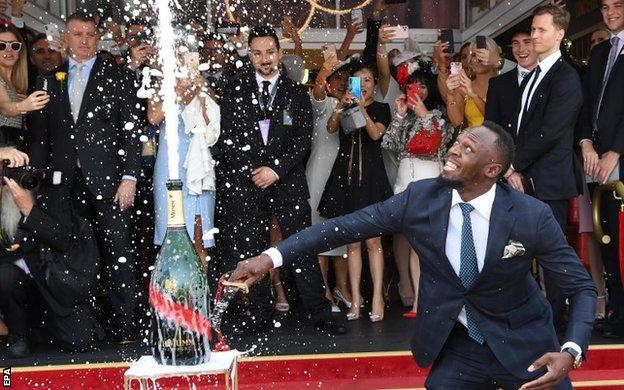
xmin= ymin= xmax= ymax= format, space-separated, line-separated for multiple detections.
xmin=1 ymin=186 xmax=22 ymax=242
xmin=437 ymin=174 xmax=463 ymax=189
xmin=257 ymin=63 xmax=277 ymax=76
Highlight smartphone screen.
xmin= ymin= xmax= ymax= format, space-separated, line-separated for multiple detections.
xmin=349 ymin=76 xmax=362 ymax=100
xmin=351 ymin=9 xmax=363 ymax=24
xmin=476 ymin=35 xmax=487 ymax=50
xmin=450 ymin=62 xmax=462 ymax=75
xmin=439 ymin=29 xmax=454 ymax=54
xmin=391 ymin=25 xmax=409 ymax=40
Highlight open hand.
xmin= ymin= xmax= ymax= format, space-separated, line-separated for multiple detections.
xmin=505 ymin=169 xmax=525 ymax=193
xmin=581 ymin=141 xmax=599 ymax=178
xmin=520 ymin=352 xmax=574 ymax=390
xmin=3 ymin=177 xmax=34 ymax=217
xmin=595 ymin=151 xmax=620 ymax=184
xmin=114 ymin=179 xmax=136 ymax=211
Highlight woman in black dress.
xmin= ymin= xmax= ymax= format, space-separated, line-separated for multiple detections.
xmin=319 ymin=62 xmax=392 ymax=322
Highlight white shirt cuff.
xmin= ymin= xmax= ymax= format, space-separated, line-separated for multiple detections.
xmin=263 ymin=247 xmax=283 ymax=268
xmin=11 ymin=16 xmax=25 ymax=29
xmin=122 ymin=175 xmax=137 ymax=182
xmin=560 ymin=341 xmax=582 ymax=357
xmin=579 ymin=139 xmax=592 ymax=146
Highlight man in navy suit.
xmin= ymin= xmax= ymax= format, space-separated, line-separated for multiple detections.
xmin=230 ymin=122 xmax=596 ymax=389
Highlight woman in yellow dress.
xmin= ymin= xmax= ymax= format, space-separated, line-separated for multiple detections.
xmin=445 ymin=37 xmax=500 ymax=128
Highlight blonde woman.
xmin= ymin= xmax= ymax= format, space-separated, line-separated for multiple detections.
xmin=0 ymin=24 xmax=49 ymax=147
xmin=445 ymin=36 xmax=501 ymax=128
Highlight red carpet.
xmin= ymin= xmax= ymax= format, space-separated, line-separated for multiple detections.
xmin=8 ymin=345 xmax=624 ymax=389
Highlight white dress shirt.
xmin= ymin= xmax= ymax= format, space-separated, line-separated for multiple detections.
xmin=516 ymin=50 xmax=562 ymax=134
xmin=517 ymin=65 xmax=532 ymax=86
xmin=255 ymin=72 xmax=280 ymax=97
xmin=254 ymin=71 xmax=281 ymax=180
xmin=446 ymin=185 xmax=496 ymax=328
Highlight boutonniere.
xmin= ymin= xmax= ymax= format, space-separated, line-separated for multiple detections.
xmin=503 ymin=240 xmax=526 ymax=259
xmin=55 ymin=71 xmax=67 ymax=91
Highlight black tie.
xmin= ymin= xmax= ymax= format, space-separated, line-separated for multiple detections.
xmin=261 ymin=80 xmax=271 ymax=117
xmin=523 ymin=65 xmax=541 ymax=116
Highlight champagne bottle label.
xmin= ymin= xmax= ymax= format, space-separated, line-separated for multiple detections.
xmin=166 ymin=189 xmax=185 ymax=227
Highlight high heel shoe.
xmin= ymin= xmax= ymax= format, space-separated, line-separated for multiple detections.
xmin=369 ymin=299 xmax=385 ymax=322
xmin=333 ymin=287 xmax=352 ymax=308
xmin=346 ymin=298 xmax=362 ymax=320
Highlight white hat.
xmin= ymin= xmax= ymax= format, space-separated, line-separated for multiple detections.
xmin=392 ymin=37 xmax=423 ymax=67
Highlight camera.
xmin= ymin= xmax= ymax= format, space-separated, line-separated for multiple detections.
xmin=1 ymin=160 xmax=47 ymax=189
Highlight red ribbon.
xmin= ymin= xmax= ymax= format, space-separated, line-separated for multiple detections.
xmin=149 ymin=285 xmax=212 ymax=340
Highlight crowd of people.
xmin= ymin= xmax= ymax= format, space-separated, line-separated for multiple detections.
xmin=0 ymin=0 xmax=622 ymax=367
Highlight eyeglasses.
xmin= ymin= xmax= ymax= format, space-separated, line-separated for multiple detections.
xmin=0 ymin=41 xmax=22 ymax=52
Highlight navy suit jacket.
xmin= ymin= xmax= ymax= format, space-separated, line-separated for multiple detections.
xmin=277 ymin=179 xmax=596 ymax=379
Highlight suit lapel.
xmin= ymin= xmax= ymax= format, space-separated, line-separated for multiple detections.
xmin=75 ymin=58 xmax=104 ymax=124
xmin=428 ymin=186 xmax=463 ymax=287
xmin=478 ymin=184 xmax=515 ymax=280
xmin=56 ymin=62 xmax=73 ymax=122
xmin=522 ymin=59 xmax=563 ymax=126
xmin=267 ymin=77 xmax=286 ymax=146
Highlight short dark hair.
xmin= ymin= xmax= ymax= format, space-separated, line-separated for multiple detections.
xmin=532 ymin=4 xmax=571 ymax=31
xmin=66 ymin=10 xmax=97 ymax=27
xmin=510 ymin=30 xmax=531 ymax=41
xmin=482 ymin=120 xmax=515 ymax=177
xmin=126 ymin=18 xmax=151 ymax=29
xmin=248 ymin=26 xmax=280 ymax=51
xmin=30 ymin=33 xmax=48 ymax=50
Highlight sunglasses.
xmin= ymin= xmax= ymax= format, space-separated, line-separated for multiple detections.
xmin=0 ymin=41 xmax=22 ymax=52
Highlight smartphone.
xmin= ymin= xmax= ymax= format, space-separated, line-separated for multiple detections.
xmin=323 ymin=45 xmax=337 ymax=62
xmin=351 ymin=9 xmax=363 ymax=24
xmin=348 ymin=76 xmax=362 ymax=100
xmin=450 ymin=62 xmax=462 ymax=76
xmin=36 ymin=75 xmax=50 ymax=94
xmin=476 ymin=35 xmax=487 ymax=50
xmin=407 ymin=83 xmax=420 ymax=102
xmin=216 ymin=21 xmax=240 ymax=35
xmin=439 ymin=29 xmax=454 ymax=54
xmin=389 ymin=25 xmax=409 ymax=40
xmin=44 ymin=23 xmax=60 ymax=41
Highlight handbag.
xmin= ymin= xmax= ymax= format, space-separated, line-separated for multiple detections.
xmin=406 ymin=119 xmax=442 ymax=156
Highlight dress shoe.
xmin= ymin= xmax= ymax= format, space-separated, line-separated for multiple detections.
xmin=7 ymin=334 xmax=30 ymax=358
xmin=314 ymin=316 xmax=347 ymax=335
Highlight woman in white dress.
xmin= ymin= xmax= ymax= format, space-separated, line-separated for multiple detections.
xmin=382 ymin=65 xmax=454 ymax=318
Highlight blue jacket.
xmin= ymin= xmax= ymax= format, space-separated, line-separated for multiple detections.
xmin=277 ymin=178 xmax=596 ymax=379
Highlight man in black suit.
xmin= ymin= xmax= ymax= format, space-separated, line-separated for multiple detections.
xmin=215 ymin=27 xmax=345 ymax=335
xmin=577 ymin=0 xmax=624 ymax=338
xmin=505 ymin=5 xmax=584 ymax=334
xmin=230 ymin=123 xmax=596 ymax=389
xmin=485 ymin=30 xmax=538 ymax=133
xmin=29 ymin=11 xmax=142 ymax=342
xmin=0 ymin=149 xmax=102 ymax=358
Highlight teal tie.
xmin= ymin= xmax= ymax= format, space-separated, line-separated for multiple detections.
xmin=459 ymin=203 xmax=485 ymax=344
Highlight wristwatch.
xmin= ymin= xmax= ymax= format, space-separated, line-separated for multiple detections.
xmin=561 ymin=347 xmax=583 ymax=369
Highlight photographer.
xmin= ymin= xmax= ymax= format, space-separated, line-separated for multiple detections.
xmin=0 ymin=148 xmax=102 ymax=358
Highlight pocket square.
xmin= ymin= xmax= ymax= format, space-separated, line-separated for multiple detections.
xmin=503 ymin=240 xmax=525 ymax=259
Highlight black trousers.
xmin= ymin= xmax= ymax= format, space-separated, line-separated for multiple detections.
xmin=0 ymin=263 xmax=100 ymax=350
xmin=588 ymin=183 xmax=624 ymax=317
xmin=216 ymin=190 xmax=331 ymax=326
xmin=425 ymin=323 xmax=572 ymax=390
xmin=72 ymin=168 xmax=137 ymax=328
xmin=543 ymin=199 xmax=570 ymax=333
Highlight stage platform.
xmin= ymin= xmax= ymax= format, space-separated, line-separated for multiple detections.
xmin=2 ymin=303 xmax=624 ymax=389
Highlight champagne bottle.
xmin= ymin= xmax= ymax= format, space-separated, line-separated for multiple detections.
xmin=149 ymin=180 xmax=211 ymax=365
